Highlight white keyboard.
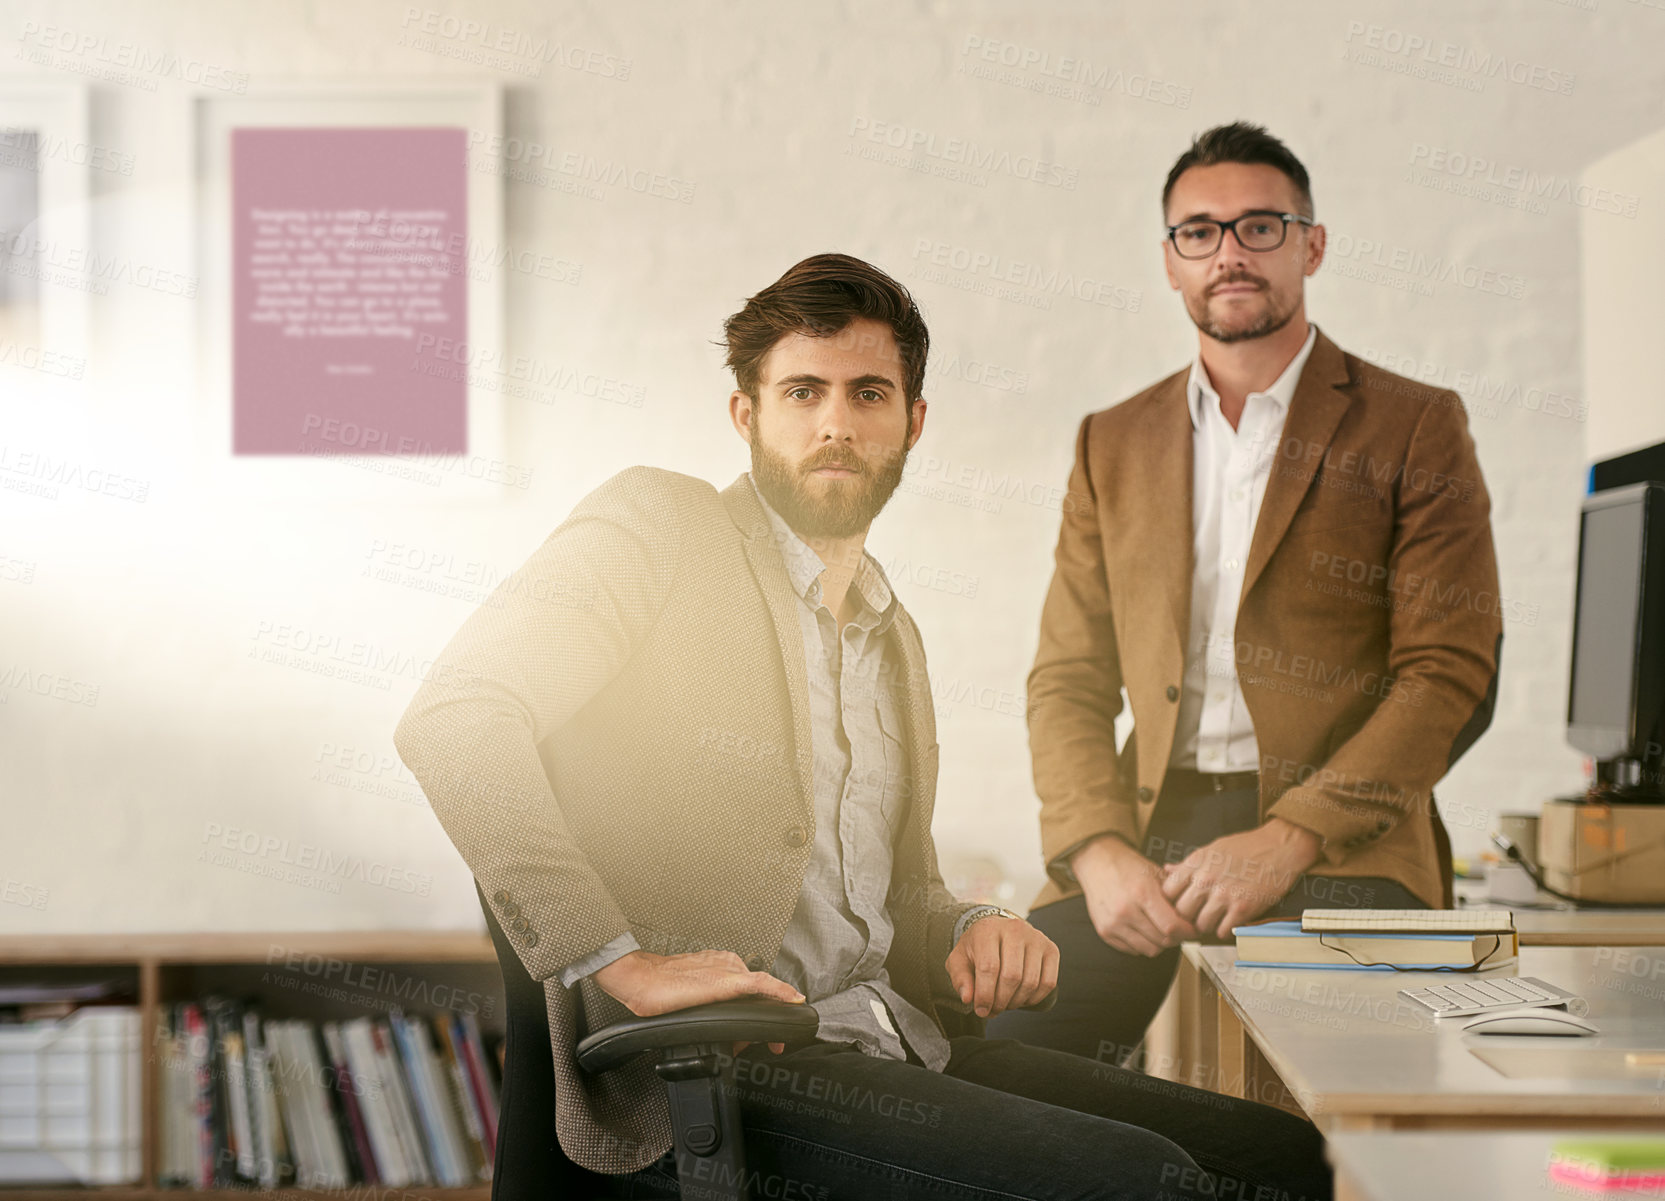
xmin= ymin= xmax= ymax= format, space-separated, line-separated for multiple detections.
xmin=1398 ymin=975 xmax=1582 ymax=1019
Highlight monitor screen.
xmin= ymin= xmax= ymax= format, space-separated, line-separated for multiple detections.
xmin=1568 ymin=491 xmax=1646 ymax=756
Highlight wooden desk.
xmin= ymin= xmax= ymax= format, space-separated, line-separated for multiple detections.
xmin=1179 ymin=944 xmax=1665 ymax=1132
xmin=1328 ymin=1130 xmax=1665 ymax=1201
xmin=1470 ymin=906 xmax=1665 ymax=947
xmin=1151 ymin=906 xmax=1665 ymax=1085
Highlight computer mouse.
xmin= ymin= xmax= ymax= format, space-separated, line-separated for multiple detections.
xmin=1462 ymin=1006 xmax=1599 ymax=1037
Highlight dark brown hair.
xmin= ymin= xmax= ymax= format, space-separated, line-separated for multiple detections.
xmin=722 ymin=253 xmax=930 ymax=408
xmin=1162 ymin=122 xmax=1313 ymax=219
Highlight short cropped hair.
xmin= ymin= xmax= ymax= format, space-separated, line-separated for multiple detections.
xmin=722 ymin=253 xmax=930 ymax=408
xmin=1162 ymin=122 xmax=1314 ymax=219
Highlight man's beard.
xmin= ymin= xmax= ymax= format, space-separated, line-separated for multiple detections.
xmin=749 ymin=419 xmax=910 ymax=540
xmin=1187 ymin=274 xmax=1299 ymax=344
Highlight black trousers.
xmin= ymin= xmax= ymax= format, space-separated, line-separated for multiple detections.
xmin=600 ymin=1035 xmax=1332 ymax=1200
xmin=986 ymin=780 xmax=1427 ymax=1065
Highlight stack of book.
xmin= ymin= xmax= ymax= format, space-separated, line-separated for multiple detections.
xmin=1233 ymin=908 xmax=1520 ymax=970
xmin=0 ymin=999 xmax=142 ymax=1186
xmin=156 ymin=997 xmax=501 ymax=1190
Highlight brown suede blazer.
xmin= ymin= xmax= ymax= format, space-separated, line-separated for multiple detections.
xmin=394 ymin=468 xmax=977 ymax=1175
xmin=1027 ymin=328 xmax=1503 ymax=913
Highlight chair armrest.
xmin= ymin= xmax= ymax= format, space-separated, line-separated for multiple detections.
xmin=575 ymin=996 xmax=820 ymax=1073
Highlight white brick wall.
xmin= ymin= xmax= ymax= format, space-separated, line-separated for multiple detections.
xmin=2 ymin=0 xmax=1661 ymax=931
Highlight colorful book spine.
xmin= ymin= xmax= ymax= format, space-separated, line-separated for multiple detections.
xmin=435 ymin=1013 xmax=488 ymax=1179
xmin=459 ymin=1011 xmax=500 ymax=1161
xmin=391 ymin=1010 xmax=466 ymax=1186
xmin=181 ymin=1003 xmax=214 ymax=1189
xmin=321 ymin=1021 xmax=379 ymax=1185
xmin=154 ymin=996 xmax=499 ymax=1189
xmin=371 ymin=1016 xmax=434 ymax=1185
xmin=342 ymin=1017 xmax=410 ymax=1188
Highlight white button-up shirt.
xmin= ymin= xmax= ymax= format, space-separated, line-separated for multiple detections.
xmin=1170 ymin=323 xmax=1319 ymax=772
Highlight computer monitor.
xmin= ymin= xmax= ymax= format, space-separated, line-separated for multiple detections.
xmin=1566 ymin=481 xmax=1665 ymax=797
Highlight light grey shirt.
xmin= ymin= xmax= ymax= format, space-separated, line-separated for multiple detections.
xmin=562 ymin=473 xmax=978 ymax=1072
xmin=749 ymin=476 xmax=951 ymax=1069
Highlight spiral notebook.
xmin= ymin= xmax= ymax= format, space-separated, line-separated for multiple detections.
xmin=1298 ymin=908 xmax=1517 ymax=935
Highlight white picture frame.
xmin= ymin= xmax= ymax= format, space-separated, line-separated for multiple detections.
xmin=191 ymin=81 xmax=509 ymax=503
xmin=0 ymin=81 xmax=91 ymax=406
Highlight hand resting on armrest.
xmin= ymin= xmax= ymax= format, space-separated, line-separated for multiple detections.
xmin=594 ymin=948 xmax=806 ymax=1055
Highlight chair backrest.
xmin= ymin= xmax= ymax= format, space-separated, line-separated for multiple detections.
xmin=476 ymin=881 xmax=602 ymax=1197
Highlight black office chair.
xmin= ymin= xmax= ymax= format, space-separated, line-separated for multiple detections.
xmin=477 ymin=883 xmax=819 ymax=1201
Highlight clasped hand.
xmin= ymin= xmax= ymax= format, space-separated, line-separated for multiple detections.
xmin=1158 ymin=819 xmax=1322 ymax=941
xmin=1074 ymin=818 xmax=1322 ymax=955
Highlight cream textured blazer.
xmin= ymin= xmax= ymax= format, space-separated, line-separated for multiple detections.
xmin=394 ymin=467 xmax=976 ymax=1174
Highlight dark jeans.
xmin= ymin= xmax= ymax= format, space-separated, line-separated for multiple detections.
xmin=601 ymin=1034 xmax=1331 ymax=1200
xmin=987 ymin=783 xmax=1428 ymax=1064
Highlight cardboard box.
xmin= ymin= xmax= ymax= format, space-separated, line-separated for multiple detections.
xmin=1538 ymin=800 xmax=1665 ymax=904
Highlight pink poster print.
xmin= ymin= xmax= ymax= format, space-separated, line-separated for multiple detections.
xmin=232 ymin=127 xmax=467 ymax=455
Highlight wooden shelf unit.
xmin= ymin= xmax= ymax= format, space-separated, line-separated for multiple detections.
xmin=0 ymin=931 xmax=505 ymax=1199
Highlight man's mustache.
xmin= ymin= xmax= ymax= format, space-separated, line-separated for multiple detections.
xmin=802 ymin=449 xmax=865 ymax=474
xmin=1208 ymin=273 xmax=1266 ymax=296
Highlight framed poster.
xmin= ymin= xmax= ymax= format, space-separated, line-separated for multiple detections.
xmin=0 ymin=83 xmax=90 ymax=406
xmin=194 ymin=83 xmax=507 ymax=501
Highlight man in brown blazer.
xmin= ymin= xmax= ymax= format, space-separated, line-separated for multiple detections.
xmin=989 ymin=124 xmax=1504 ymax=1065
xmin=394 ymin=253 xmax=1332 ymax=1198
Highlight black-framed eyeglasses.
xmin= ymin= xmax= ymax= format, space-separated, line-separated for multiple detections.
xmin=1165 ymin=211 xmax=1315 ymax=259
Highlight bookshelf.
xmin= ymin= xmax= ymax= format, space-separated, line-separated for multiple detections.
xmin=0 ymin=932 xmax=505 ymax=1199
